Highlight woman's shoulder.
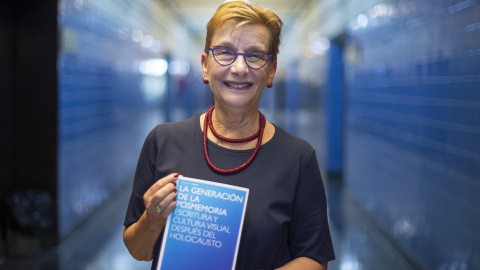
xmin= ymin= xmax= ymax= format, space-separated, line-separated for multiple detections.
xmin=151 ymin=115 xmax=196 ymax=132
xmin=273 ymin=125 xmax=314 ymax=152
xmin=267 ymin=125 xmax=316 ymax=164
xmin=146 ymin=115 xmax=198 ymax=143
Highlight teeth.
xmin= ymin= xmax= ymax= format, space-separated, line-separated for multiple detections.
xmin=227 ymin=83 xmax=250 ymax=88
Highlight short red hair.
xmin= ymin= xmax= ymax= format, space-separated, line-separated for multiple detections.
xmin=204 ymin=1 xmax=283 ymax=60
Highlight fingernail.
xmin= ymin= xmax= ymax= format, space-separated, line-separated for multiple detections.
xmin=173 ymin=181 xmax=177 ymax=187
xmin=173 ymin=197 xmax=177 ymax=201
xmin=174 ymin=173 xmax=179 ymax=178
xmin=174 ymin=189 xmax=177 ymax=193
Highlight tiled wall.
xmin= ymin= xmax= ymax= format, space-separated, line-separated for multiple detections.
xmin=344 ymin=0 xmax=480 ymax=268
xmin=57 ymin=0 xmax=205 ymax=236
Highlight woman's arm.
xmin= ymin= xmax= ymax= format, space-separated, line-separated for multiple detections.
xmin=123 ymin=173 xmax=179 ymax=261
xmin=123 ymin=213 xmax=165 ymax=261
xmin=276 ymin=257 xmax=327 ymax=270
xmin=281 ymin=151 xmax=334 ymax=268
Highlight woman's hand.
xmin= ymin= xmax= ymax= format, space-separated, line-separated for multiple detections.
xmin=123 ymin=173 xmax=180 ymax=261
xmin=143 ymin=173 xmax=179 ymax=226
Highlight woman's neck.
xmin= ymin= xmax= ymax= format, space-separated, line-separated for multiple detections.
xmin=212 ymin=106 xmax=259 ymax=139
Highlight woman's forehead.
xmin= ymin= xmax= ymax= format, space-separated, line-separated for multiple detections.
xmin=211 ymin=22 xmax=270 ymax=50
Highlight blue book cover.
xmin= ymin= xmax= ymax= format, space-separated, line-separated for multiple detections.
xmin=157 ymin=176 xmax=249 ymax=270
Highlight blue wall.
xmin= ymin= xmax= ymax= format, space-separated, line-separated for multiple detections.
xmin=344 ymin=0 xmax=480 ymax=268
xmin=325 ymin=41 xmax=344 ymax=174
xmin=57 ymin=0 xmax=206 ymax=236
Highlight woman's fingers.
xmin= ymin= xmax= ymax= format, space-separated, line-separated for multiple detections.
xmin=155 ymin=191 xmax=178 ymax=218
xmin=144 ymin=173 xmax=179 ymax=199
xmin=143 ymin=173 xmax=180 ymax=218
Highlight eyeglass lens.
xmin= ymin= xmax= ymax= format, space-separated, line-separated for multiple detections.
xmin=212 ymin=47 xmax=270 ymax=69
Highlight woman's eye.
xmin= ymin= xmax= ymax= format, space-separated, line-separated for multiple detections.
xmin=217 ymin=49 xmax=234 ymax=56
xmin=248 ymin=53 xmax=266 ymax=61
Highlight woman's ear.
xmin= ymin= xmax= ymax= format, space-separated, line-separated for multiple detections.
xmin=267 ymin=60 xmax=277 ymax=84
xmin=201 ymin=52 xmax=208 ymax=78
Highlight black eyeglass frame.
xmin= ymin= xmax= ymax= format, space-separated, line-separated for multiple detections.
xmin=208 ymin=46 xmax=273 ymax=69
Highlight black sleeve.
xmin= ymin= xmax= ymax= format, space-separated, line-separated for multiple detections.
xmin=123 ymin=126 xmax=159 ymax=227
xmin=288 ymin=150 xmax=335 ymax=263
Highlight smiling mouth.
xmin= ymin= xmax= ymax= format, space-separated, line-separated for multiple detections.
xmin=225 ymin=82 xmax=253 ymax=89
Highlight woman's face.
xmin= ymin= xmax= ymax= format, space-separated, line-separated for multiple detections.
xmin=202 ymin=21 xmax=277 ymax=111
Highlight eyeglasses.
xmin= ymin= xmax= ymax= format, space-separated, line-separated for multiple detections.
xmin=209 ymin=47 xmax=273 ymax=69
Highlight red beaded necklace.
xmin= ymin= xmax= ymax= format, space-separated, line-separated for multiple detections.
xmin=203 ymin=106 xmax=266 ymax=174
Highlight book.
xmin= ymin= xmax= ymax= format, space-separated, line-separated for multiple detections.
xmin=157 ymin=176 xmax=249 ymax=270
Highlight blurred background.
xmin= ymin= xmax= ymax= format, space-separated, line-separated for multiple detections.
xmin=1 ymin=0 xmax=479 ymax=269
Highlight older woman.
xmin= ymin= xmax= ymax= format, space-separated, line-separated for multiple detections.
xmin=123 ymin=1 xmax=335 ymax=269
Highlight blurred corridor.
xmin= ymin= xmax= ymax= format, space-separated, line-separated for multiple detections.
xmin=1 ymin=0 xmax=480 ymax=269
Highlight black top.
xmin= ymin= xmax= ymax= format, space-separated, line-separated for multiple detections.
xmin=124 ymin=115 xmax=335 ymax=269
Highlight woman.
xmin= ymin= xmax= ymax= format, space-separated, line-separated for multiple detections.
xmin=123 ymin=1 xmax=335 ymax=269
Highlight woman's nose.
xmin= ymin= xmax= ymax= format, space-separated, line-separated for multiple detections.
xmin=230 ymin=54 xmax=249 ymax=75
